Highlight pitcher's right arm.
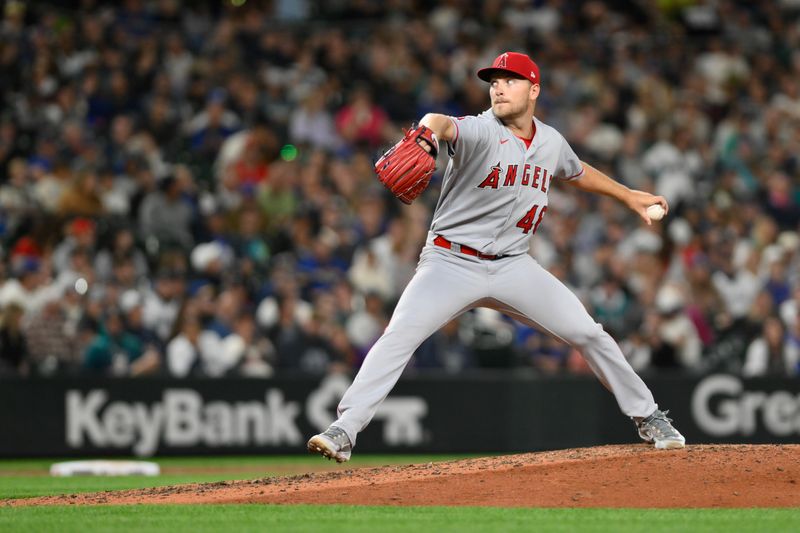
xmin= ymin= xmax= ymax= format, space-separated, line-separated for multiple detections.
xmin=419 ymin=113 xmax=456 ymax=142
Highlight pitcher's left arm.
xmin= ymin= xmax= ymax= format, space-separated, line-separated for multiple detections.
xmin=567 ymin=162 xmax=668 ymax=225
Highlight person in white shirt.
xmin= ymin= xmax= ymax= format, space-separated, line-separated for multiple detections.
xmin=742 ymin=315 xmax=797 ymax=377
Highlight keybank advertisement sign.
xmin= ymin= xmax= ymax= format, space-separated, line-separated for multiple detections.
xmin=691 ymin=374 xmax=800 ymax=437
xmin=63 ymin=374 xmax=798 ymax=456
xmin=65 ymin=375 xmax=428 ymax=456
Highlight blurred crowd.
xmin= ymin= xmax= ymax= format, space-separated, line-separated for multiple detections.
xmin=0 ymin=0 xmax=799 ymax=379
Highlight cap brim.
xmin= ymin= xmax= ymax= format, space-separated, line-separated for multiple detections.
xmin=476 ymin=67 xmax=532 ymax=83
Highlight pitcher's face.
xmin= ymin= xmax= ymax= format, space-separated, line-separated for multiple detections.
xmin=489 ymin=75 xmax=538 ymax=121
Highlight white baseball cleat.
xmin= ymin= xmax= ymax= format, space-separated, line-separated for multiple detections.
xmin=307 ymin=426 xmax=352 ymax=463
xmin=636 ymin=409 xmax=686 ymax=449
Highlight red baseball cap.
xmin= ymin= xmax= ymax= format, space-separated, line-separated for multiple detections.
xmin=70 ymin=217 xmax=96 ymax=235
xmin=10 ymin=236 xmax=42 ymax=259
xmin=477 ymin=52 xmax=540 ymax=85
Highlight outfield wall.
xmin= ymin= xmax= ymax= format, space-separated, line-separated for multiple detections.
xmin=2 ymin=373 xmax=798 ymax=457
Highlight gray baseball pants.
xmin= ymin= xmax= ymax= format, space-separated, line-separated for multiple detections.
xmin=333 ymin=240 xmax=657 ymax=446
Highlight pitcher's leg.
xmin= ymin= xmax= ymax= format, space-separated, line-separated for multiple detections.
xmin=491 ymin=255 xmax=657 ymax=418
xmin=334 ymin=250 xmax=486 ymax=446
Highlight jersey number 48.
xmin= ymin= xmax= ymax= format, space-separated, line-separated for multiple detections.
xmin=516 ymin=204 xmax=547 ymax=234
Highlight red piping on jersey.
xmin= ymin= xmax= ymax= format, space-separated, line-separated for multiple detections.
xmin=565 ymin=167 xmax=585 ymax=180
xmin=450 ymin=117 xmax=460 ymax=148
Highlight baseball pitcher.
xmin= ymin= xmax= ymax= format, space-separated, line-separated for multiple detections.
xmin=308 ymin=52 xmax=685 ymax=462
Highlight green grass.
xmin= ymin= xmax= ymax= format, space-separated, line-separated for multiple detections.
xmin=0 ymin=454 xmax=475 ymax=472
xmin=1 ymin=457 xmax=798 ymax=532
xmin=1 ymin=505 xmax=798 ymax=533
xmin=0 ymin=455 xmax=476 ymax=499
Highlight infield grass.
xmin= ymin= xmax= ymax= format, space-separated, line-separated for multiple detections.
xmin=1 ymin=505 xmax=798 ymax=533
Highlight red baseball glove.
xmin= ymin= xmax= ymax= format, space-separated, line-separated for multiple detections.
xmin=374 ymin=124 xmax=438 ymax=204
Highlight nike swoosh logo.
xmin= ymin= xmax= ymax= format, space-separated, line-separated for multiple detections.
xmin=500 ymin=139 xmax=509 ymax=144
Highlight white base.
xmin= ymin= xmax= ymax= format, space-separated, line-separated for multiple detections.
xmin=50 ymin=460 xmax=160 ymax=477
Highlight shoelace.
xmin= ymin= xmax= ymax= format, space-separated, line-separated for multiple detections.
xmin=652 ymin=409 xmax=672 ymax=423
xmin=642 ymin=410 xmax=680 ymax=438
xmin=323 ymin=427 xmax=351 ymax=448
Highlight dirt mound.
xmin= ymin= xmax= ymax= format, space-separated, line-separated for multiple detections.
xmin=5 ymin=444 xmax=800 ymax=508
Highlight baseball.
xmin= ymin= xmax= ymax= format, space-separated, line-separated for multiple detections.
xmin=646 ymin=204 xmax=666 ymax=221
xmin=74 ymin=278 xmax=88 ymax=295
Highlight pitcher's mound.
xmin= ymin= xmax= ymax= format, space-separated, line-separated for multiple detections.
xmin=8 ymin=444 xmax=800 ymax=508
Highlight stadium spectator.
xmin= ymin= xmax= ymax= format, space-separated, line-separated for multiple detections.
xmin=0 ymin=302 xmax=28 ymax=375
xmin=23 ymin=292 xmax=83 ymax=375
xmin=289 ymin=91 xmax=342 ymax=152
xmin=335 ymin=85 xmax=393 ymax=150
xmin=82 ymin=310 xmax=145 ymax=375
xmin=166 ymin=317 xmax=208 ymax=377
xmin=142 ymin=269 xmax=184 ymax=343
xmin=742 ymin=315 xmax=793 ymax=377
xmin=94 ymin=227 xmax=149 ymax=283
xmin=212 ymin=312 xmax=275 ymax=378
xmin=1 ymin=0 xmax=799 ymax=378
xmin=138 ymin=175 xmax=194 ymax=251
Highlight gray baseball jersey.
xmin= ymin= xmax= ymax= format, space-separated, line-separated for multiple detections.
xmin=432 ymin=111 xmax=584 ymax=256
xmin=328 ymin=110 xmax=659 ymax=449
